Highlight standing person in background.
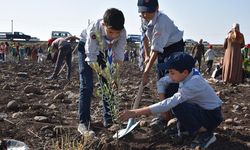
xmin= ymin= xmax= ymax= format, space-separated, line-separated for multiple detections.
xmin=25 ymin=45 xmax=32 ymax=60
xmin=0 ymin=42 xmax=5 ymax=62
xmin=76 ymin=8 xmax=126 ymax=136
xmin=191 ymin=39 xmax=205 ymax=71
xmin=31 ymin=45 xmax=38 ymax=61
xmin=137 ymin=0 xmax=184 ymax=126
xmin=222 ymin=23 xmax=245 ymax=85
xmin=241 ymin=44 xmax=250 ymax=78
xmin=4 ymin=42 xmax=10 ymax=61
xmin=15 ymin=42 xmax=20 ymax=61
xmin=204 ymin=45 xmax=217 ymax=74
xmin=19 ymin=44 xmax=25 ymax=62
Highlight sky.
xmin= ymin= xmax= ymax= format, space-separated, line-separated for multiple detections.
xmin=1 ymin=0 xmax=250 ymax=44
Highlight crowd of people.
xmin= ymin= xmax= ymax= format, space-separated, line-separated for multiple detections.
xmin=1 ymin=0 xmax=249 ymax=149
xmin=0 ymin=41 xmax=46 ymax=63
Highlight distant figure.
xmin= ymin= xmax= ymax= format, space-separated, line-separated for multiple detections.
xmin=31 ymin=45 xmax=38 ymax=61
xmin=211 ymin=58 xmax=223 ymax=82
xmin=204 ymin=45 xmax=217 ymax=74
xmin=191 ymin=39 xmax=205 ymax=71
xmin=37 ymin=45 xmax=44 ymax=63
xmin=46 ymin=36 xmax=79 ymax=80
xmin=129 ymin=48 xmax=137 ymax=63
xmin=47 ymin=38 xmax=54 ymax=61
xmin=241 ymin=44 xmax=250 ymax=78
xmin=124 ymin=50 xmax=129 ymax=61
xmin=19 ymin=45 xmax=25 ymax=61
xmin=25 ymin=46 xmax=32 ymax=60
xmin=0 ymin=42 xmax=5 ymax=62
xmin=222 ymin=23 xmax=245 ymax=85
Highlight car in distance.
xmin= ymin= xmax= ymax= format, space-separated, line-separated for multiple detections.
xmin=0 ymin=31 xmax=31 ymax=41
xmin=29 ymin=37 xmax=40 ymax=41
xmin=127 ymin=34 xmax=141 ymax=44
xmin=51 ymin=31 xmax=72 ymax=39
xmin=184 ymin=39 xmax=197 ymax=46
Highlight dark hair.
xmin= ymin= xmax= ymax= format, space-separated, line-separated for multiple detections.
xmin=137 ymin=0 xmax=159 ymax=13
xmin=103 ymin=8 xmax=125 ymax=30
xmin=174 ymin=65 xmax=193 ymax=73
xmin=158 ymin=52 xmax=195 ymax=73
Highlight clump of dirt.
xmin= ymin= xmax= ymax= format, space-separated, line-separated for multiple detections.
xmin=0 ymin=52 xmax=250 ymax=150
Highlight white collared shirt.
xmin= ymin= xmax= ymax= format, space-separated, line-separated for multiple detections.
xmin=80 ymin=19 xmax=126 ymax=62
xmin=141 ymin=11 xmax=183 ymax=53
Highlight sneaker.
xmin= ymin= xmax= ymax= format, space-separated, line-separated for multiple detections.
xmin=78 ymin=123 xmax=95 ymax=136
xmin=165 ymin=124 xmax=189 ymax=137
xmin=103 ymin=119 xmax=113 ymax=128
xmin=190 ymin=131 xmax=216 ymax=149
xmin=149 ymin=117 xmax=166 ymax=130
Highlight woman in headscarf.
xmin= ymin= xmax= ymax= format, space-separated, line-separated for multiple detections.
xmin=222 ymin=23 xmax=245 ymax=85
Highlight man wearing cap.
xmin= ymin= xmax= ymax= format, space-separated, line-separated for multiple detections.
xmin=119 ymin=52 xmax=223 ymax=149
xmin=137 ymin=0 xmax=184 ymax=127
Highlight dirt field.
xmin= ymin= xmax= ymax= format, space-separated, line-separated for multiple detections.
xmin=0 ymin=47 xmax=250 ymax=149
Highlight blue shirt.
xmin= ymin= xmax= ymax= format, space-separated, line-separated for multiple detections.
xmin=149 ymin=69 xmax=223 ymax=114
xmin=141 ymin=11 xmax=183 ymax=53
xmin=80 ymin=19 xmax=126 ymax=62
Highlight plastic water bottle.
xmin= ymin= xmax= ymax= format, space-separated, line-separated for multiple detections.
xmin=2 ymin=139 xmax=29 ymax=150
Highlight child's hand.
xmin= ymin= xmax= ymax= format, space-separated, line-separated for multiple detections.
xmin=118 ymin=110 xmax=136 ymax=122
xmin=144 ymin=56 xmax=150 ymax=64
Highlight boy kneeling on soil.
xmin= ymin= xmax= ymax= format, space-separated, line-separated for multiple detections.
xmin=119 ymin=52 xmax=223 ymax=149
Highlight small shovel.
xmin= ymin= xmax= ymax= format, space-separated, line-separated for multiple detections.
xmin=113 ymin=82 xmax=144 ymax=139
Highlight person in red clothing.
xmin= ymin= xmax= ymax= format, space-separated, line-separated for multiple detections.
xmin=0 ymin=42 xmax=6 ymax=61
xmin=47 ymin=38 xmax=58 ymax=64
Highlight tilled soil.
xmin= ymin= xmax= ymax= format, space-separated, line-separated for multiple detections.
xmin=0 ymin=57 xmax=250 ymax=150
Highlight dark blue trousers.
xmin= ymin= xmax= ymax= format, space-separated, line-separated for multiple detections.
xmin=77 ymin=41 xmax=111 ymax=125
xmin=52 ymin=44 xmax=72 ymax=80
xmin=172 ymin=102 xmax=223 ymax=135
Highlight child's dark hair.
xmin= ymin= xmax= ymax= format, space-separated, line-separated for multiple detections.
xmin=103 ymin=8 xmax=125 ymax=30
xmin=158 ymin=52 xmax=195 ymax=74
xmin=172 ymin=66 xmax=193 ymax=74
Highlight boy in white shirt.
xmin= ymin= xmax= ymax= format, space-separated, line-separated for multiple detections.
xmin=204 ymin=45 xmax=217 ymax=74
xmin=119 ymin=52 xmax=223 ymax=149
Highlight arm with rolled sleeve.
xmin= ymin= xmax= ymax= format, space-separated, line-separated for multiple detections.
xmin=149 ymin=92 xmax=184 ymax=114
xmin=151 ymin=18 xmax=171 ymax=53
xmin=150 ymin=75 xmax=203 ymax=114
xmin=157 ymin=75 xmax=173 ymax=94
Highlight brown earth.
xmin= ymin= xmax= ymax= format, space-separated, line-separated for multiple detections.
xmin=0 ymin=47 xmax=250 ymax=150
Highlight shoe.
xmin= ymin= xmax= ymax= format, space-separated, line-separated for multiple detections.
xmin=103 ymin=119 xmax=113 ymax=128
xmin=190 ymin=131 xmax=216 ymax=149
xmin=165 ymin=123 xmax=189 ymax=137
xmin=149 ymin=117 xmax=166 ymax=130
xmin=78 ymin=123 xmax=95 ymax=136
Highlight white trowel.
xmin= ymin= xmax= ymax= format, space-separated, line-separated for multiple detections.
xmin=113 ymin=82 xmax=144 ymax=139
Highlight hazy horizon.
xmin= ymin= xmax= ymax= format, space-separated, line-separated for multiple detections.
xmin=1 ymin=0 xmax=250 ymax=44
